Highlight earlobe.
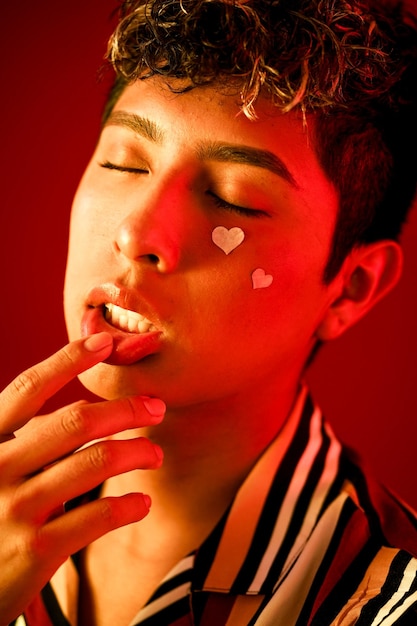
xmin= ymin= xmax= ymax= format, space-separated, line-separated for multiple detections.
xmin=316 ymin=241 xmax=403 ymax=341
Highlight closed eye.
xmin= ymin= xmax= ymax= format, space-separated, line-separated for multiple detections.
xmin=208 ymin=191 xmax=269 ymax=218
xmin=99 ymin=160 xmax=149 ymax=174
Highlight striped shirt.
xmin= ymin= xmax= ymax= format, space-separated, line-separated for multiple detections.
xmin=13 ymin=386 xmax=417 ymax=625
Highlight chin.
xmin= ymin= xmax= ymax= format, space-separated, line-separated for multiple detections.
xmin=77 ymin=363 xmax=138 ymax=400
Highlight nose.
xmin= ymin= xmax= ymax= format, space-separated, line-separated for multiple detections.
xmin=113 ymin=187 xmax=183 ymax=273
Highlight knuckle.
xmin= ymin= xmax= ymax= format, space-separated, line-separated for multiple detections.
xmin=12 ymin=368 xmax=43 ymax=399
xmin=0 ymin=492 xmax=48 ymax=561
xmin=4 ymin=484 xmax=39 ymax=524
xmin=60 ymin=406 xmax=87 ymax=437
xmin=54 ymin=346 xmax=77 ymax=368
xmin=17 ymin=526 xmax=49 ymax=563
xmin=124 ymin=397 xmax=138 ymax=427
xmin=0 ymin=446 xmax=15 ymax=476
xmin=6 ymin=492 xmax=25 ymax=520
xmin=96 ymin=498 xmax=118 ymax=526
xmin=95 ymin=496 xmax=141 ymax=529
xmin=86 ymin=442 xmax=113 ymax=471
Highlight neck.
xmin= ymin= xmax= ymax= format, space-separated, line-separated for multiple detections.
xmin=104 ymin=376 xmax=301 ymax=545
xmin=78 ymin=377 xmax=304 ymax=626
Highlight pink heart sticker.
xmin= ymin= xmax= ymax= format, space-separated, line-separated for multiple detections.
xmin=252 ymin=268 xmax=273 ymax=289
xmin=212 ymin=226 xmax=245 ymax=255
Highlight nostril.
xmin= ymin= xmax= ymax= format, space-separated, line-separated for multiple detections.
xmin=148 ymin=254 xmax=159 ymax=264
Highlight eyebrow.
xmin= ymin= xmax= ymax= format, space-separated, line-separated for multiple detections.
xmin=105 ymin=110 xmax=164 ymax=143
xmin=105 ymin=110 xmax=298 ymax=187
xmin=198 ymin=143 xmax=298 ymax=188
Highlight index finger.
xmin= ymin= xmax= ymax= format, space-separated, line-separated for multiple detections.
xmin=0 ymin=333 xmax=113 ymax=435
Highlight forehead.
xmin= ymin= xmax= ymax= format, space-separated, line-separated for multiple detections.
xmin=111 ymin=78 xmax=309 ymax=155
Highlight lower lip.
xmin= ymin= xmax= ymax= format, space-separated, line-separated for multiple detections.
xmin=81 ymin=307 xmax=162 ymax=366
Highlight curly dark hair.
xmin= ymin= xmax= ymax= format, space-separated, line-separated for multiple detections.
xmin=104 ymin=0 xmax=417 ymax=282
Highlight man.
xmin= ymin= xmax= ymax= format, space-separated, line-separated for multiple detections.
xmin=1 ymin=0 xmax=417 ymax=624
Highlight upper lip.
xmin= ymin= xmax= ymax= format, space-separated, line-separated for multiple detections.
xmin=86 ymin=283 xmax=163 ymax=330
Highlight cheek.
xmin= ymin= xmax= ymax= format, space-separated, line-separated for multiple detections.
xmin=204 ymin=234 xmax=303 ymax=311
xmin=67 ymin=189 xmax=115 ymax=272
xmin=70 ymin=161 xmax=120 ymax=232
xmin=64 ymin=193 xmax=110 ymax=327
xmin=248 ymin=240 xmax=328 ymax=329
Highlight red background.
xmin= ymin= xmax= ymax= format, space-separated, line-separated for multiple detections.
xmin=1 ymin=1 xmax=416 ymax=508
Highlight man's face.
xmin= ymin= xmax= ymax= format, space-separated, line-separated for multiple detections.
xmin=64 ymin=78 xmax=340 ymax=408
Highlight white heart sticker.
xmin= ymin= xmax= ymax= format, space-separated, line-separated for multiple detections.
xmin=252 ymin=268 xmax=273 ymax=289
xmin=212 ymin=226 xmax=245 ymax=255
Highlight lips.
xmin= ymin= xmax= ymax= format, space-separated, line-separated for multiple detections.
xmin=82 ymin=284 xmax=163 ymax=366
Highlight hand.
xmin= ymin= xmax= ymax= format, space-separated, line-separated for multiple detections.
xmin=0 ymin=332 xmax=165 ymax=624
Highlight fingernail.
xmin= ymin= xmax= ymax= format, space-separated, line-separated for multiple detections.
xmin=84 ymin=332 xmax=113 ymax=352
xmin=153 ymin=444 xmax=164 ymax=464
xmin=143 ymin=494 xmax=152 ymax=509
xmin=143 ymin=397 xmax=166 ymax=418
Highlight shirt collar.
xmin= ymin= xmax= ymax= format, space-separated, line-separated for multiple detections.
xmin=193 ymin=385 xmax=343 ymax=596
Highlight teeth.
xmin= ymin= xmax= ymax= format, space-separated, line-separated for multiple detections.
xmin=104 ymin=303 xmax=156 ymax=334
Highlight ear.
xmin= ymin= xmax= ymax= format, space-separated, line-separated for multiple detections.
xmin=316 ymin=240 xmax=403 ymax=341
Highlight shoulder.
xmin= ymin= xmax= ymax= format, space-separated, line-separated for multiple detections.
xmin=340 ymin=446 xmax=417 ymax=558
